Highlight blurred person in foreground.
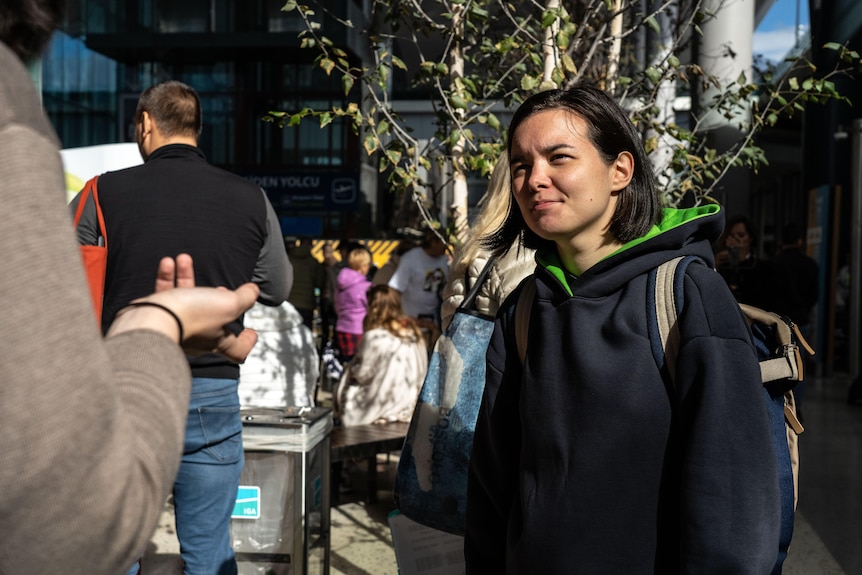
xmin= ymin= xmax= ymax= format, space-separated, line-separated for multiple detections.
xmin=0 ymin=2 xmax=259 ymax=572
xmin=440 ymin=154 xmax=536 ymax=331
xmin=465 ymin=85 xmax=779 ymax=573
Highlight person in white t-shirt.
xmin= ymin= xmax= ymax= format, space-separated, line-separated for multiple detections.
xmin=388 ymin=229 xmax=449 ymax=328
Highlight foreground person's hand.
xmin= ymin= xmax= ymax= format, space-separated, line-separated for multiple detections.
xmin=107 ymin=254 xmax=260 ymax=363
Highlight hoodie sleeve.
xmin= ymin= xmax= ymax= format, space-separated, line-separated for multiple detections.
xmin=464 ymin=297 xmax=523 ymax=573
xmin=674 ymin=264 xmax=781 ymax=573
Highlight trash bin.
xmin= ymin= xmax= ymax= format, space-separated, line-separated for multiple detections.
xmin=231 ymin=406 xmax=333 ymax=575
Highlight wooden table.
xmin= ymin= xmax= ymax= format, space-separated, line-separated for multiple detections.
xmin=330 ymin=422 xmax=409 ymax=503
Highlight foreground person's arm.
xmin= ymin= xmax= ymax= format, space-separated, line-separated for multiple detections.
xmin=0 ymin=113 xmax=256 ymax=573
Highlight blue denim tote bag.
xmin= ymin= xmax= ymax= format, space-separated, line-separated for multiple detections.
xmin=394 ymin=256 xmax=497 ymax=535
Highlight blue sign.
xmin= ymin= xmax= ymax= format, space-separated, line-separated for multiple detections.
xmin=232 ymin=485 xmax=260 ymax=519
xmin=241 ymin=170 xmax=361 ymax=211
xmin=279 ymin=216 xmax=323 ymax=237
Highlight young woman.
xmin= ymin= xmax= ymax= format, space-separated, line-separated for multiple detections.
xmin=336 ymin=285 xmax=428 ymax=426
xmin=465 ymin=86 xmax=780 ymax=573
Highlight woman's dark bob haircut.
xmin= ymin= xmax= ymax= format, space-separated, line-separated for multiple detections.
xmin=483 ymin=84 xmax=662 ymax=258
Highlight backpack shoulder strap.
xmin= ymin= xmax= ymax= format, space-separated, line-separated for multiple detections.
xmin=515 ymin=276 xmax=537 ymax=365
xmin=649 ymin=256 xmax=699 ymax=387
xmin=738 ymin=303 xmax=815 ymax=385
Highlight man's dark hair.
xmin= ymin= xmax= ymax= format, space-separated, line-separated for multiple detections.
xmin=135 ymin=80 xmax=203 ymax=140
xmin=483 ymin=84 xmax=662 ymax=258
xmin=0 ymin=0 xmax=65 ymax=63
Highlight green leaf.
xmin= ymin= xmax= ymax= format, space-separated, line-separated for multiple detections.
xmin=436 ymin=62 xmax=449 ymax=75
xmin=289 ymin=114 xmax=302 ymax=127
xmin=737 ymin=70 xmax=747 ymax=85
xmin=320 ymin=58 xmax=335 ymax=75
xmin=802 ymin=78 xmax=813 ymax=91
xmin=319 ymin=112 xmax=333 ymax=128
xmin=470 ymin=5 xmax=489 ymax=19
xmin=520 ymin=75 xmax=539 ymax=91
xmin=341 ymin=74 xmax=354 ymax=95
xmin=788 ymin=77 xmax=799 ymax=90
xmin=556 ymin=30 xmax=570 ymax=50
xmin=450 ymin=96 xmax=469 ymax=110
xmin=378 ymin=120 xmax=390 ymax=135
xmin=562 ymin=53 xmax=577 ymax=74
xmin=645 ymin=17 xmax=660 ymax=34
xmin=391 ymin=55 xmax=407 ymax=70
xmin=364 ymin=133 xmax=378 ymax=156
xmin=282 ymin=0 xmax=297 ymax=12
xmin=486 ymin=113 xmax=501 ymax=130
xmin=823 ymin=42 xmax=842 ymax=51
xmin=668 ymin=55 xmax=680 ymax=68
xmin=644 ymin=67 xmax=662 ymax=85
xmin=448 ymin=130 xmax=462 ymax=148
xmin=542 ymin=10 xmax=557 ymax=28
xmin=386 ymin=149 xmax=403 ymax=164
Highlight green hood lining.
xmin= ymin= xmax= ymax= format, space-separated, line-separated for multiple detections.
xmin=536 ymin=204 xmax=720 ymax=296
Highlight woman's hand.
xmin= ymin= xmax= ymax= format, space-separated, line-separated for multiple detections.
xmin=107 ymin=254 xmax=260 ymax=363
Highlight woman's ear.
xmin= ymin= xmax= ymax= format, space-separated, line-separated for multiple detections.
xmin=611 ymin=151 xmax=634 ymax=192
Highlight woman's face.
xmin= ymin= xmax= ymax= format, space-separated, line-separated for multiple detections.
xmin=510 ymin=109 xmax=630 ymax=251
xmin=726 ymin=222 xmax=752 ymax=249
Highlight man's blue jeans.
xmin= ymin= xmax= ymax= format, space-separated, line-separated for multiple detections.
xmin=123 ymin=377 xmax=243 ymax=575
xmin=175 ymin=377 xmax=244 ymax=575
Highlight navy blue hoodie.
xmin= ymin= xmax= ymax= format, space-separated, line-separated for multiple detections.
xmin=465 ymin=205 xmax=780 ymax=574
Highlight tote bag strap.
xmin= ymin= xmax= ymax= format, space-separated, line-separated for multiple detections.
xmin=458 ymin=255 xmax=498 ymax=312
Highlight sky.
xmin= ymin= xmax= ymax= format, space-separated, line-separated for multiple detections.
xmin=753 ymin=0 xmax=811 ymax=62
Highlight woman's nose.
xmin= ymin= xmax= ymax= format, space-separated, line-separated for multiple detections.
xmin=527 ymin=162 xmax=550 ymax=191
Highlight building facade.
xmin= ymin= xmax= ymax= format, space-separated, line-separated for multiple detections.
xmin=46 ymin=0 xmax=373 ymax=238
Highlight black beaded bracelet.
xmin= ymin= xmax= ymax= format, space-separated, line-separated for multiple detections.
xmin=118 ymin=301 xmax=184 ymax=343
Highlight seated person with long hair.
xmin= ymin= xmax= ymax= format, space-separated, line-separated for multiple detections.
xmin=335 ymin=285 xmax=428 ymax=426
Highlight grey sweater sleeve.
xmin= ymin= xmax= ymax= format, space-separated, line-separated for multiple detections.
xmin=252 ymin=188 xmax=292 ymax=306
xmin=0 ymin=61 xmax=191 ymax=574
xmin=69 ymin=187 xmax=99 ymax=246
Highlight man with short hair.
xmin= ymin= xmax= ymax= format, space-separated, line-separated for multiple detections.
xmin=388 ymin=229 xmax=449 ymax=326
xmin=72 ymin=80 xmax=291 ymax=575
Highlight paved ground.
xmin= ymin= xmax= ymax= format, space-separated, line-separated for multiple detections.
xmin=136 ymin=376 xmax=858 ymax=574
xmin=138 ymin=457 xmax=400 ymax=574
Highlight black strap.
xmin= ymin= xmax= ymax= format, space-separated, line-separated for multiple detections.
xmin=459 ymin=255 xmax=498 ymax=312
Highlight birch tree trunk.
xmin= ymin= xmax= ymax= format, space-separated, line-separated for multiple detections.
xmin=448 ymin=2 xmax=470 ymax=245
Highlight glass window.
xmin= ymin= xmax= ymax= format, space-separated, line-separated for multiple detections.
xmin=156 ymin=0 xmax=212 ymax=33
xmin=200 ymin=95 xmax=234 ymax=165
